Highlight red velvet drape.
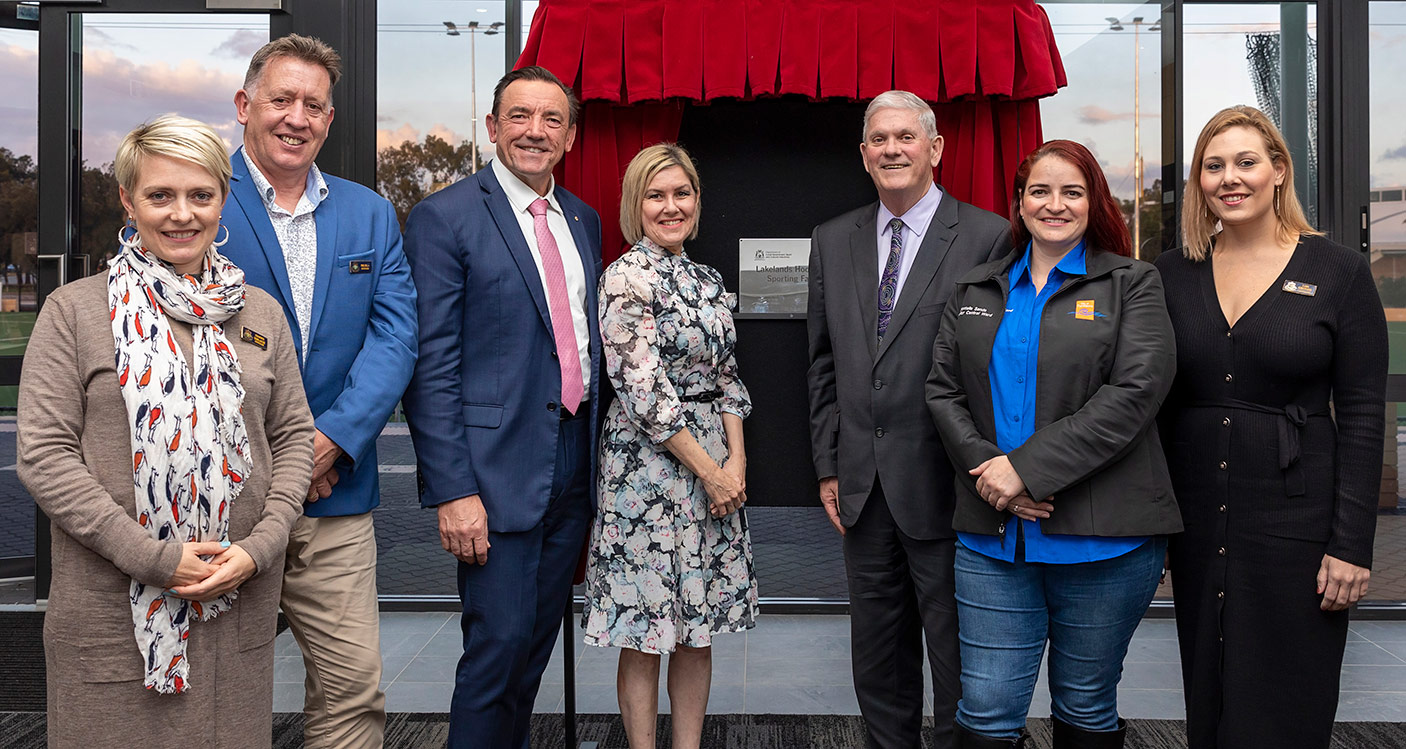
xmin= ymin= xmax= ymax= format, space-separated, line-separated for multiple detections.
xmin=518 ymin=0 xmax=1066 ymax=264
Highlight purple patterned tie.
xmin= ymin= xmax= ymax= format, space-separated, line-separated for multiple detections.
xmin=529 ymin=198 xmax=584 ymax=414
xmin=877 ymin=217 xmax=904 ymax=340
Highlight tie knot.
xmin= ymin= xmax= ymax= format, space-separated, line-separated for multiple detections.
xmin=529 ymin=198 xmax=549 ymax=218
xmin=889 ymin=217 xmax=904 ymax=235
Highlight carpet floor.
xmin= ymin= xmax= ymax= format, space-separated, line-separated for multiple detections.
xmin=2 ymin=712 xmax=1405 ymax=748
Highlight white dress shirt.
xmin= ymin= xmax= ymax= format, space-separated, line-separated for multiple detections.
xmin=241 ymin=148 xmax=328 ymax=361
xmin=875 ymin=183 xmax=943 ymax=309
xmin=490 ymin=158 xmax=592 ymax=387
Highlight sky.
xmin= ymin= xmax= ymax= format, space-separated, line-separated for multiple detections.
xmin=0 ymin=2 xmax=1403 ymax=191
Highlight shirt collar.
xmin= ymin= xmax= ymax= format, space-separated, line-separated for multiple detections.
xmin=1010 ymin=240 xmax=1088 ymax=285
xmin=241 ymin=147 xmax=328 ymax=211
xmin=491 ymin=157 xmax=561 ymax=216
xmin=877 ymin=183 xmax=943 ymax=238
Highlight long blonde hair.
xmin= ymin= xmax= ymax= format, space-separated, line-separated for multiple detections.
xmin=1181 ymin=105 xmax=1319 ymax=260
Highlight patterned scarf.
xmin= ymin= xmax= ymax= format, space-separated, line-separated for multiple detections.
xmin=107 ymin=240 xmax=251 ymax=694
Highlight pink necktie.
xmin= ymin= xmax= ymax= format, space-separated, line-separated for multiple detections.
xmin=529 ymin=198 xmax=584 ymax=414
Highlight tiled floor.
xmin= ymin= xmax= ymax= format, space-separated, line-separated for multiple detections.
xmin=271 ymin=613 xmax=1406 ymax=721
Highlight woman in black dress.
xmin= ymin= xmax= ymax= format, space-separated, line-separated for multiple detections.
xmin=1156 ymin=105 xmax=1387 ymax=748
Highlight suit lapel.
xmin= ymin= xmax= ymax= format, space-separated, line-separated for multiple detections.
xmin=876 ymin=192 xmax=957 ymax=360
xmin=848 ymin=206 xmax=880 ymax=360
xmin=306 ymin=193 xmax=339 ymax=352
xmin=559 ymin=191 xmax=600 ymax=343
xmin=228 ymin=152 xmax=300 ymax=350
xmin=482 ymin=170 xmax=553 ymax=333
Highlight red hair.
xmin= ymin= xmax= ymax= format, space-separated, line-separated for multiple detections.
xmin=1010 ymin=140 xmax=1131 ymax=257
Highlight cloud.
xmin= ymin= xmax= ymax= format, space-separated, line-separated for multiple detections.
xmin=377 ymin=123 xmax=472 ymax=152
xmin=1075 ymin=105 xmax=1162 ymax=126
xmin=212 ymin=29 xmax=266 ymax=61
xmin=1382 ymin=144 xmax=1406 ymax=162
xmin=83 ymin=26 xmax=139 ymax=52
xmin=377 ymin=123 xmax=420 ymax=151
xmin=427 ymin=124 xmax=467 ymax=145
xmin=79 ymin=48 xmax=245 ymax=161
xmin=0 ymin=44 xmax=39 ymax=159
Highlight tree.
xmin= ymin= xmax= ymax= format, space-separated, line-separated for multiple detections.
xmin=1120 ymin=178 xmax=1165 ymax=257
xmin=376 ymin=134 xmax=480 ymax=229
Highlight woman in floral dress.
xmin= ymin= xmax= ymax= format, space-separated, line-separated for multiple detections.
xmin=583 ymin=143 xmax=758 ymax=749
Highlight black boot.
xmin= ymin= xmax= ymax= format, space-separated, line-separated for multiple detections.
xmin=1051 ymin=716 xmax=1127 ymax=749
xmin=954 ymin=722 xmax=1030 ymax=748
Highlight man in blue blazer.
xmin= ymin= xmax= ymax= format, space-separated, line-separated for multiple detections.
xmin=402 ymin=66 xmax=602 ymax=749
xmin=222 ymin=35 xmax=417 ymax=749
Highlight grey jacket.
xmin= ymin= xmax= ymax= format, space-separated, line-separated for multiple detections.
xmin=926 ymin=247 xmax=1183 ymax=537
xmin=807 ymin=192 xmax=1008 ymax=539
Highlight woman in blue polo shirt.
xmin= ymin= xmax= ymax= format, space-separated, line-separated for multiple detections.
xmin=927 ymin=139 xmax=1182 ymax=749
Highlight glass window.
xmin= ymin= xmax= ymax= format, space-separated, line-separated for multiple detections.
xmin=0 ymin=25 xmax=38 ymax=567
xmin=1039 ymin=2 xmax=1164 ymax=261
xmin=377 ymin=1 xmax=509 ymax=597
xmin=1182 ymin=4 xmax=1319 ymax=226
xmin=78 ymin=14 xmax=268 ymax=275
xmin=1370 ymin=1 xmax=1406 ymax=604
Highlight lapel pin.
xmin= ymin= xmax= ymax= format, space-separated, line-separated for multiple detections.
xmin=240 ymin=327 xmax=268 ymax=350
xmin=1282 ymin=280 xmax=1317 ymax=297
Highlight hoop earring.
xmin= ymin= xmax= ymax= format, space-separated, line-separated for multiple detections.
xmin=117 ymin=220 xmax=142 ymax=252
xmin=212 ymin=224 xmax=230 ymax=248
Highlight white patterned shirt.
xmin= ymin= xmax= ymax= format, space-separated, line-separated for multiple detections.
xmin=241 ymin=149 xmax=329 ymax=360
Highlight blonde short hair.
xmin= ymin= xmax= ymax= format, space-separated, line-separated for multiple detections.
xmin=1182 ymin=105 xmax=1319 ymax=260
xmin=619 ymin=143 xmax=701 ymax=246
xmin=114 ymin=114 xmax=232 ymax=198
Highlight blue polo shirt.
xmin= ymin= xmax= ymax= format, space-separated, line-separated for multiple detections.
xmin=958 ymin=242 xmax=1148 ymax=564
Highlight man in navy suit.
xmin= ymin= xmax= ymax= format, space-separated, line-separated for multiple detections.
xmin=402 ymin=66 xmax=602 ymax=749
xmin=222 ymin=35 xmax=418 ymax=749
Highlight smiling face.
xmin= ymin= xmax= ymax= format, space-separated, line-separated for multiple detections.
xmin=860 ymin=107 xmax=943 ymax=214
xmin=1019 ymin=155 xmax=1090 ymax=255
xmin=486 ymin=79 xmax=577 ymax=196
xmin=235 ymin=55 xmax=334 ymax=186
xmin=640 ymin=166 xmax=698 ymax=253
xmin=120 ymin=153 xmax=226 ymax=275
xmin=1199 ymin=125 xmax=1285 ymax=229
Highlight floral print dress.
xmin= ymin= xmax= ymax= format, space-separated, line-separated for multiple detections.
xmin=582 ymin=238 xmax=759 ymax=653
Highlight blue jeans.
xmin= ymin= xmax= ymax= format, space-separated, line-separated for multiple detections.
xmin=954 ymin=536 xmax=1166 ymax=739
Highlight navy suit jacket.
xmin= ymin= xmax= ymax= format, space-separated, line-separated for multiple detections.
xmin=223 ymin=148 xmax=419 ymax=517
xmin=402 ymin=165 xmax=603 ymax=533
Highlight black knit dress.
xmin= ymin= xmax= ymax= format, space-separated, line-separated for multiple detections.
xmin=1155 ymin=235 xmax=1387 ymax=749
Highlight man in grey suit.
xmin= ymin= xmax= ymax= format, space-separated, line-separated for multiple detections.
xmin=807 ymin=90 xmax=1010 ymax=749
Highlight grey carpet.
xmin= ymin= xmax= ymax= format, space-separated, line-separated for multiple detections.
xmin=7 ymin=712 xmax=1398 ymax=749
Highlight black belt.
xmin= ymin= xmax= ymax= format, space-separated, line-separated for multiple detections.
xmin=1186 ymin=398 xmax=1329 ymax=496
xmin=679 ymin=390 xmax=723 ymax=403
xmin=560 ymin=401 xmax=590 ymax=420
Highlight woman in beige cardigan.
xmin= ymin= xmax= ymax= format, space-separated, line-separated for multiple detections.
xmin=17 ymin=115 xmax=314 ymax=748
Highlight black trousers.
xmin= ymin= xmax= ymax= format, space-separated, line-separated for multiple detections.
xmin=844 ymin=481 xmax=960 ymax=749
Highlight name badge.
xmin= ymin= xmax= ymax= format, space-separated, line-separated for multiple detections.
xmin=1282 ymin=280 xmax=1317 ymax=297
xmin=1074 ymin=299 xmax=1096 ymax=320
xmin=349 ymin=260 xmax=373 ymax=274
xmin=241 ymin=327 xmax=268 ymax=350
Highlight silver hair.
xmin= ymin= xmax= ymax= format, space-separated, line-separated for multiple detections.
xmin=862 ymin=90 xmax=939 ymax=140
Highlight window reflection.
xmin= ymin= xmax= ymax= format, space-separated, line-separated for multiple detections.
xmin=378 ymin=1 xmax=507 ymax=231
xmin=1181 ymin=4 xmax=1319 ymax=226
xmin=1371 ymin=2 xmax=1406 ymax=604
xmin=0 ymin=26 xmax=37 ymax=566
xmin=1040 ymin=2 xmax=1164 ymax=262
xmin=78 ymin=14 xmax=267 ymax=275
xmin=377 ymin=1 xmax=509 ymax=597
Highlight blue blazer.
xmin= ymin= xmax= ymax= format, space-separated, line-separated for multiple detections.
xmin=223 ymin=149 xmax=419 ymax=517
xmin=402 ymin=165 xmax=603 ymax=533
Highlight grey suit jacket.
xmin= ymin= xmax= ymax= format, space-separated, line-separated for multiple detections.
xmin=806 ymin=190 xmax=1009 ymax=539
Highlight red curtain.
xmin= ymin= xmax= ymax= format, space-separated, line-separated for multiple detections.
xmin=518 ymin=0 xmax=1065 ymax=264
